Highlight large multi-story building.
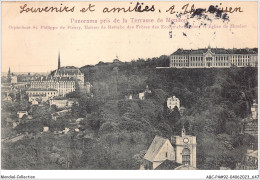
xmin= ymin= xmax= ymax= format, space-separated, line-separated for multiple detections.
xmin=170 ymin=47 xmax=258 ymax=68
xmin=28 ymin=53 xmax=84 ymax=96
xmin=30 ymin=76 xmax=76 ymax=96
xmin=53 ymin=66 xmax=84 ymax=89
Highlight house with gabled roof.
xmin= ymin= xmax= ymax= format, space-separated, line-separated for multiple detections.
xmin=142 ymin=136 xmax=175 ymax=170
xmin=141 ymin=127 xmax=197 ymax=170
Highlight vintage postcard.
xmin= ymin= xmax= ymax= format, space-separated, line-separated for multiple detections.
xmin=1 ymin=1 xmax=259 ymax=179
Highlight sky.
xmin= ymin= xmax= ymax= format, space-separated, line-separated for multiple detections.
xmin=2 ymin=1 xmax=258 ymax=73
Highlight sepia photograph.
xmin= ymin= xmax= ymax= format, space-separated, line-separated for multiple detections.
xmin=1 ymin=1 xmax=259 ymax=179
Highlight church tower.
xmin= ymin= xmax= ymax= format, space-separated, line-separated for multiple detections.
xmin=171 ymin=127 xmax=197 ymax=168
xmin=7 ymin=67 xmax=11 ymax=83
xmin=58 ymin=52 xmax=61 ymax=69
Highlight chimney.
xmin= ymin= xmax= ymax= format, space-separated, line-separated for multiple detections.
xmin=170 ymin=136 xmax=176 ymax=145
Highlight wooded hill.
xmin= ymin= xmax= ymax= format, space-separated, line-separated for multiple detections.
xmin=2 ymin=55 xmax=257 ymax=170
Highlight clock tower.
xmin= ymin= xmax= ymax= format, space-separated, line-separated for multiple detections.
xmin=171 ymin=127 xmax=197 ymax=168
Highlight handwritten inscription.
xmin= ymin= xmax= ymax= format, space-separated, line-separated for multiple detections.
xmin=19 ymin=2 xmax=243 ymax=15
xmin=166 ymin=3 xmax=243 ymax=15
xmin=103 ymin=2 xmax=155 ymax=13
xmin=20 ymin=4 xmax=75 ymax=13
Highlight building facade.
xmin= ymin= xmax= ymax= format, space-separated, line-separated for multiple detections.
xmin=26 ymin=88 xmax=58 ymax=102
xmin=170 ymin=127 xmax=197 ymax=168
xmin=30 ymin=76 xmax=76 ymax=96
xmin=53 ymin=66 xmax=84 ymax=89
xmin=141 ymin=127 xmax=196 ymax=170
xmin=142 ymin=136 xmax=176 ymax=170
xmin=170 ymin=47 xmax=258 ymax=68
xmin=167 ymin=96 xmax=180 ymax=110
xmin=29 ymin=54 xmax=85 ymax=96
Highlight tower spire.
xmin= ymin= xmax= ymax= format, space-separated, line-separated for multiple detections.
xmin=7 ymin=67 xmax=11 ymax=83
xmin=58 ymin=52 xmax=61 ymax=69
xmin=181 ymin=126 xmax=186 ymax=137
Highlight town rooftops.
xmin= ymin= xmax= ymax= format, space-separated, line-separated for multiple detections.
xmin=171 ymin=48 xmax=258 ymax=56
xmin=143 ymin=136 xmax=168 ymax=162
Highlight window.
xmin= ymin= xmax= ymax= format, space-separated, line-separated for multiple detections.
xmin=166 ymin=152 xmax=168 ymax=158
xmin=182 ymin=148 xmax=191 ymax=165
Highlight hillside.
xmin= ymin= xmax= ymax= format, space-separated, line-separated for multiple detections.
xmin=2 ymin=55 xmax=257 ymax=170
xmin=78 ymin=56 xmax=257 ymax=169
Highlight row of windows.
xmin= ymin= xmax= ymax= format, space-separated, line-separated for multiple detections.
xmin=32 ymin=82 xmax=75 ymax=84
xmin=32 ymin=84 xmax=75 ymax=88
xmin=190 ymin=63 xmax=204 ymax=66
xmin=172 ymin=62 xmax=230 ymax=66
xmin=190 ymin=57 xmax=203 ymax=61
xmin=172 ymin=63 xmax=251 ymax=67
xmin=172 ymin=59 xmax=245 ymax=64
xmin=173 ymin=55 xmax=251 ymax=59
xmin=172 ymin=60 xmax=189 ymax=63
xmin=232 ymin=59 xmax=249 ymax=63
xmin=172 ymin=56 xmax=188 ymax=60
xmin=172 ymin=63 xmax=189 ymax=66
xmin=171 ymin=58 xmax=253 ymax=66
xmin=28 ymin=92 xmax=58 ymax=96
xmin=231 ymin=63 xmax=250 ymax=66
xmin=168 ymin=102 xmax=179 ymax=105
xmin=232 ymin=55 xmax=250 ymax=59
xmin=172 ymin=59 xmax=251 ymax=63
xmin=31 ymin=84 xmax=75 ymax=89
xmin=216 ymin=56 xmax=228 ymax=60
xmin=215 ymin=63 xmax=229 ymax=66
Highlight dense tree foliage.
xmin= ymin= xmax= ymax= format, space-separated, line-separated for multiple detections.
xmin=2 ymin=56 xmax=257 ymax=170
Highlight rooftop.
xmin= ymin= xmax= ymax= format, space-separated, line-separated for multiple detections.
xmin=55 ymin=66 xmax=83 ymax=75
xmin=143 ymin=136 xmax=168 ymax=162
xmin=172 ymin=48 xmax=258 ymax=56
xmin=155 ymin=160 xmax=182 ymax=170
xmin=247 ymin=150 xmax=258 ymax=158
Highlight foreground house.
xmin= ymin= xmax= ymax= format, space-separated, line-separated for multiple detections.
xmin=141 ymin=127 xmax=196 ymax=170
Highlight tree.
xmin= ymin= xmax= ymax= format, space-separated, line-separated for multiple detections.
xmin=50 ymin=105 xmax=58 ymax=114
